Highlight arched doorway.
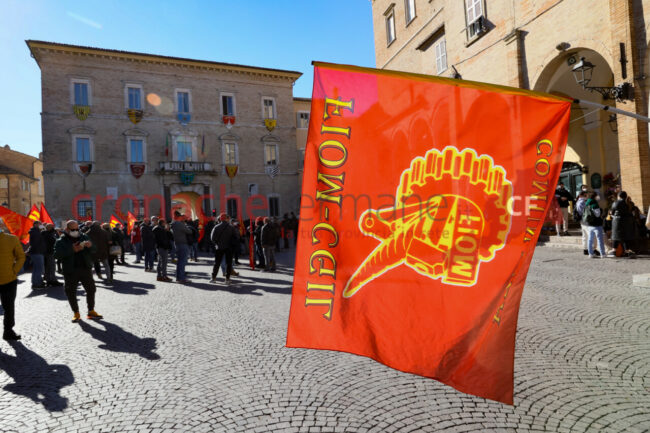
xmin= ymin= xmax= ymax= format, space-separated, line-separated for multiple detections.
xmin=169 ymin=183 xmax=208 ymax=220
xmin=533 ymin=48 xmax=620 ymax=196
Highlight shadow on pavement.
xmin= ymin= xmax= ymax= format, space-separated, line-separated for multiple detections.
xmin=78 ymin=320 xmax=160 ymax=360
xmin=190 ymin=281 xmax=264 ymax=295
xmin=0 ymin=342 xmax=73 ymax=412
xmin=25 ymin=286 xmax=68 ymax=301
xmin=102 ymin=280 xmax=156 ymax=295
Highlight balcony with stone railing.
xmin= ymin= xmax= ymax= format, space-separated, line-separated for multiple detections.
xmin=159 ymin=161 xmax=214 ymax=173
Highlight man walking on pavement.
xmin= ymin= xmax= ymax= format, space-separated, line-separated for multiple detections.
xmin=28 ymin=220 xmax=46 ymax=289
xmin=0 ymin=218 xmax=26 ymax=340
xmin=555 ymin=182 xmax=574 ymax=236
xmin=210 ymin=213 xmax=236 ymax=284
xmin=54 ymin=220 xmax=103 ymax=323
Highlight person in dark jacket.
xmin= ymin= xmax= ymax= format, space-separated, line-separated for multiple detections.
xmin=583 ymin=192 xmax=607 ymax=259
xmin=261 ymin=217 xmax=278 ymax=272
xmin=153 ymin=219 xmax=172 ymax=282
xmin=210 ymin=213 xmax=236 ymax=284
xmin=141 ymin=218 xmax=156 ymax=272
xmin=88 ymin=222 xmax=111 ymax=281
xmin=170 ymin=212 xmax=192 ymax=283
xmin=201 ymin=219 xmax=216 ymax=252
xmin=28 ymin=221 xmax=46 ymax=289
xmin=611 ymin=191 xmax=635 ymax=256
xmin=103 ymin=223 xmax=118 ymax=283
xmin=54 ymin=220 xmax=103 ymax=322
xmin=253 ymin=217 xmax=266 ymax=269
xmin=554 ymin=182 xmax=574 ymax=236
xmin=112 ymin=224 xmax=126 ymax=264
xmin=42 ymin=223 xmax=62 ymax=286
xmin=188 ymin=220 xmax=199 ymax=262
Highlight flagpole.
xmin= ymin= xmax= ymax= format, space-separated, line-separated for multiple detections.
xmin=572 ymin=98 xmax=650 ymax=123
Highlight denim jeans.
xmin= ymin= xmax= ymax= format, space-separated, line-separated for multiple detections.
xmin=157 ymin=248 xmax=169 ymax=277
xmin=134 ymin=242 xmax=143 ymax=262
xmin=31 ymin=254 xmax=44 ymax=286
xmin=263 ymin=246 xmax=276 ymax=270
xmin=190 ymin=242 xmax=198 ymax=260
xmin=587 ymin=225 xmax=606 ymax=257
xmin=144 ymin=250 xmax=155 ymax=270
xmin=175 ymin=243 xmax=189 ymax=281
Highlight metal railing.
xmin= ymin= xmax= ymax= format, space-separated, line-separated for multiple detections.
xmin=159 ymin=161 xmax=213 ymax=172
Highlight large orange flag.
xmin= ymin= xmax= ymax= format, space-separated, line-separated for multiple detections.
xmin=0 ymin=206 xmax=34 ymax=244
xmin=286 ymin=63 xmax=571 ymax=404
xmin=40 ymin=203 xmax=54 ymax=225
xmin=27 ymin=204 xmax=41 ymax=222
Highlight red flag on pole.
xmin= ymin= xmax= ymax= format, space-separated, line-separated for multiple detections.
xmin=127 ymin=211 xmax=137 ymax=234
xmin=285 ymin=63 xmax=571 ymax=404
xmin=40 ymin=203 xmax=54 ymax=225
xmin=0 ymin=206 xmax=34 ymax=244
xmin=27 ymin=204 xmax=41 ymax=222
xmin=109 ymin=214 xmax=121 ymax=229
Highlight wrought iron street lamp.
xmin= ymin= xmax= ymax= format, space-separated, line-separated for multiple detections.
xmin=572 ymin=57 xmax=633 ymax=102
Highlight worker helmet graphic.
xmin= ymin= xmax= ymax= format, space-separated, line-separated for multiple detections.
xmin=343 ymin=146 xmax=513 ymax=298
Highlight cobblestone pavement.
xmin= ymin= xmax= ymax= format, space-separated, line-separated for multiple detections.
xmin=0 ymin=246 xmax=648 ymax=432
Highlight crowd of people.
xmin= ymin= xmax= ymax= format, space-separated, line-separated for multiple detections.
xmin=554 ymin=182 xmax=650 ymax=258
xmin=0 ymin=211 xmax=298 ymax=339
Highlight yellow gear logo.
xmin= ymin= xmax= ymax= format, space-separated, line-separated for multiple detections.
xmin=343 ymin=146 xmax=513 ymax=298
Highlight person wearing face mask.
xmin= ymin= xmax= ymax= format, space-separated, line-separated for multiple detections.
xmin=0 ymin=218 xmax=26 ymax=340
xmin=54 ymin=220 xmax=103 ymax=322
xmin=28 ymin=220 xmax=47 ymax=289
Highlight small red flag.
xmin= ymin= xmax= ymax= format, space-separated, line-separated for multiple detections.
xmin=127 ymin=211 xmax=137 ymax=233
xmin=40 ymin=203 xmax=54 ymax=225
xmin=109 ymin=214 xmax=121 ymax=229
xmin=0 ymin=206 xmax=33 ymax=244
xmin=286 ymin=63 xmax=571 ymax=404
xmin=27 ymin=204 xmax=41 ymax=222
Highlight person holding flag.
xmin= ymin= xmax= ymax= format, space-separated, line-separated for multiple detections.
xmin=0 ymin=217 xmax=26 ymax=340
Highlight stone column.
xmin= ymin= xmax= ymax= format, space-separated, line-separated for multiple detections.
xmin=609 ymin=0 xmax=650 ymax=209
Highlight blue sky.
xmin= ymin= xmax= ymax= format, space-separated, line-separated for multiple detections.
xmin=0 ymin=0 xmax=376 ymax=158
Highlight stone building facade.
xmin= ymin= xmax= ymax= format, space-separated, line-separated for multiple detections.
xmin=27 ymin=40 xmax=303 ymax=224
xmin=0 ymin=145 xmax=44 ymax=215
xmin=293 ymin=97 xmax=311 ymax=185
xmin=371 ymin=0 xmax=650 ymax=209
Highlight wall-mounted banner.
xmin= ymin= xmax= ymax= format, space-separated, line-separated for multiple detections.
xmin=264 ymin=118 xmax=276 ymax=132
xmin=286 ymin=62 xmax=571 ymax=404
xmin=225 ymin=165 xmax=238 ymax=178
xmin=180 ymin=172 xmax=194 ymax=185
xmin=130 ymin=164 xmax=145 ymax=179
xmin=127 ymin=109 xmax=143 ymax=124
xmin=223 ymin=115 xmax=236 ymax=129
xmin=73 ymin=105 xmax=90 ymax=121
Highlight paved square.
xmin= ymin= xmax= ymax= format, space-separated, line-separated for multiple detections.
xmin=0 ymin=247 xmax=648 ymax=432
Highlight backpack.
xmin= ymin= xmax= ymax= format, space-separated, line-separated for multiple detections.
xmin=582 ymin=205 xmax=598 ymax=225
